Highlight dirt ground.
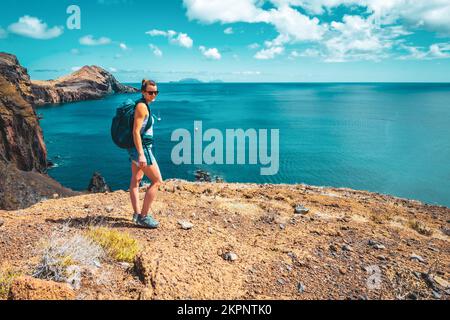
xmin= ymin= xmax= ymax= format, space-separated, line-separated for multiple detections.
xmin=0 ymin=180 xmax=449 ymax=300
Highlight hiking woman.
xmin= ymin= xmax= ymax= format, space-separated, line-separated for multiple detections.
xmin=128 ymin=79 xmax=163 ymax=228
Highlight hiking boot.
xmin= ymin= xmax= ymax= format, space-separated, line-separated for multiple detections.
xmin=137 ymin=215 xmax=159 ymax=229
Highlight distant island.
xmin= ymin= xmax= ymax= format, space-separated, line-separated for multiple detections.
xmin=170 ymin=78 xmax=224 ymax=84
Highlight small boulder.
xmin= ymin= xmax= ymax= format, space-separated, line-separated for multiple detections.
xmin=410 ymin=254 xmax=426 ymax=263
xmin=223 ymin=251 xmax=238 ymax=262
xmin=0 ymin=219 xmax=4 ymax=227
xmin=294 ymin=205 xmax=309 ymax=215
xmin=8 ymin=276 xmax=75 ymax=300
xmin=105 ymin=206 xmax=114 ymax=214
xmin=195 ymin=170 xmax=212 ymax=182
xmin=297 ymin=282 xmax=305 ymax=294
xmin=178 ymin=220 xmax=194 ymax=230
xmin=368 ymin=240 xmax=386 ymax=250
xmin=342 ymin=244 xmax=353 ymax=252
xmin=433 ymin=276 xmax=449 ymax=289
xmin=87 ymin=172 xmax=112 ymax=193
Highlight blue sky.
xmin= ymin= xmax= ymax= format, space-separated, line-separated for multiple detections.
xmin=1 ymin=0 xmax=449 ymax=82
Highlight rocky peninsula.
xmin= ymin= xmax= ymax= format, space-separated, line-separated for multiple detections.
xmin=31 ymin=65 xmax=138 ymax=106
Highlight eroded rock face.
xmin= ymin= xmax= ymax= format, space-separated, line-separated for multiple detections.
xmin=0 ymin=162 xmax=77 ymax=210
xmin=0 ymin=52 xmax=79 ymax=210
xmin=31 ymin=65 xmax=139 ymax=106
xmin=0 ymin=53 xmax=47 ymax=172
xmin=8 ymin=276 xmax=76 ymax=300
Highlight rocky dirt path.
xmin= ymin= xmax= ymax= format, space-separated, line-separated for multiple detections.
xmin=0 ymin=180 xmax=449 ymax=300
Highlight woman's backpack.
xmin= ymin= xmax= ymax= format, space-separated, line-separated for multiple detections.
xmin=111 ymin=99 xmax=151 ymax=149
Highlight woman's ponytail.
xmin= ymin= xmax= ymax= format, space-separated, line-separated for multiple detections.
xmin=141 ymin=79 xmax=156 ymax=91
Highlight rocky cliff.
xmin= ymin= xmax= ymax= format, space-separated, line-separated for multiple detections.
xmin=0 ymin=52 xmax=140 ymax=210
xmin=0 ymin=53 xmax=78 ymax=210
xmin=31 ymin=66 xmax=138 ymax=106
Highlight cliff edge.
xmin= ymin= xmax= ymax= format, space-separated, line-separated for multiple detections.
xmin=0 ymin=53 xmax=79 ymax=210
xmin=0 ymin=180 xmax=448 ymax=300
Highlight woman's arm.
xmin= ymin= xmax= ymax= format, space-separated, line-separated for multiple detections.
xmin=133 ymin=103 xmax=148 ymax=167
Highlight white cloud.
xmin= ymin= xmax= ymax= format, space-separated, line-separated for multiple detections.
xmin=119 ymin=43 xmax=128 ymax=50
xmin=255 ymin=46 xmax=285 ymax=59
xmin=0 ymin=26 xmax=7 ymax=39
xmin=79 ymin=35 xmax=112 ymax=46
xmin=70 ymin=48 xmax=80 ymax=55
xmin=275 ymin=0 xmax=450 ymax=33
xmin=71 ymin=66 xmax=82 ymax=72
xmin=248 ymin=43 xmax=260 ymax=49
xmin=171 ymin=32 xmax=193 ymax=48
xmin=364 ymin=0 xmax=450 ymax=34
xmin=146 ymin=29 xmax=169 ymax=37
xmin=323 ymin=15 xmax=413 ymax=62
xmin=199 ymin=46 xmax=222 ymax=60
xmin=8 ymin=16 xmax=63 ymax=39
xmin=400 ymin=42 xmax=450 ymax=60
xmin=289 ymin=48 xmax=321 ymax=59
xmin=267 ymin=5 xmax=326 ymax=42
xmin=224 ymin=27 xmax=234 ymax=34
xmin=149 ymin=44 xmax=163 ymax=57
xmin=146 ymin=29 xmax=193 ymax=48
xmin=183 ymin=0 xmax=325 ymax=46
xmin=183 ymin=0 xmax=270 ymax=24
xmin=109 ymin=67 xmax=118 ymax=72
xmin=183 ymin=0 xmax=450 ymax=62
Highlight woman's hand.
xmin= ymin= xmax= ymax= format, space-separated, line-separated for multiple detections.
xmin=138 ymin=153 xmax=147 ymax=168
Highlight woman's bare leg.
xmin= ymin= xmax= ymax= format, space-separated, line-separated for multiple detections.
xmin=130 ymin=162 xmax=144 ymax=214
xmin=141 ymin=160 xmax=163 ymax=216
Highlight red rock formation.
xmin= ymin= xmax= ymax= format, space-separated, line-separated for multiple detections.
xmin=0 ymin=53 xmax=47 ymax=172
xmin=31 ymin=65 xmax=139 ymax=106
xmin=0 ymin=52 xmax=78 ymax=210
xmin=8 ymin=276 xmax=75 ymax=300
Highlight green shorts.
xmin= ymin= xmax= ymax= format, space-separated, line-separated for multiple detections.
xmin=127 ymin=144 xmax=156 ymax=167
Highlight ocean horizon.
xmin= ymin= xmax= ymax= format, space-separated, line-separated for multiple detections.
xmin=39 ymin=82 xmax=450 ymax=207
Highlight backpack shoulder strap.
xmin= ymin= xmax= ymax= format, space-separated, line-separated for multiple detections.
xmin=135 ymin=99 xmax=152 ymax=132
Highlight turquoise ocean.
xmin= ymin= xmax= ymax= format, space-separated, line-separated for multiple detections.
xmin=38 ymin=83 xmax=450 ymax=207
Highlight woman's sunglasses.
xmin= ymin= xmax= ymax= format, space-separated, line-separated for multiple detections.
xmin=145 ymin=90 xmax=159 ymax=96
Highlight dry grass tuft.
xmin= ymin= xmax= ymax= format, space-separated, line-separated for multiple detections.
xmin=86 ymin=227 xmax=140 ymax=263
xmin=408 ymin=219 xmax=433 ymax=236
xmin=33 ymin=227 xmax=104 ymax=287
xmin=0 ymin=267 xmax=21 ymax=300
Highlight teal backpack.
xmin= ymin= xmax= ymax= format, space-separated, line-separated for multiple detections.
xmin=111 ymin=98 xmax=152 ymax=149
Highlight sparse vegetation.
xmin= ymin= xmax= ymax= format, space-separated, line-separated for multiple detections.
xmin=0 ymin=267 xmax=21 ymax=300
xmin=370 ymin=209 xmax=392 ymax=224
xmin=408 ymin=219 xmax=433 ymax=236
xmin=33 ymin=228 xmax=104 ymax=286
xmin=86 ymin=227 xmax=140 ymax=263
